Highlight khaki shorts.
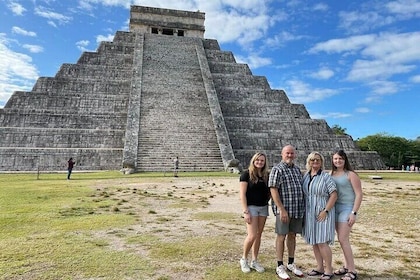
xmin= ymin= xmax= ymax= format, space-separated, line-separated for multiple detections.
xmin=275 ymin=216 xmax=303 ymax=235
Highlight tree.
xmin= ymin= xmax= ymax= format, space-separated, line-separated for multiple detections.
xmin=331 ymin=124 xmax=347 ymax=135
xmin=407 ymin=139 xmax=420 ymax=166
xmin=356 ymin=133 xmax=418 ymax=168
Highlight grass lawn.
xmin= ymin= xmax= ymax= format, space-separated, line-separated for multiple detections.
xmin=0 ymin=171 xmax=419 ymax=279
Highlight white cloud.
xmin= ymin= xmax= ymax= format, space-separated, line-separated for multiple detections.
xmin=12 ymin=27 xmax=36 ymax=37
xmin=78 ymin=0 xmax=132 ymax=10
xmin=347 ymin=32 xmax=420 ymax=82
xmin=76 ymin=40 xmax=90 ymax=52
xmin=337 ymin=0 xmax=420 ymax=34
xmin=205 ymin=10 xmax=272 ymax=46
xmin=77 ymin=0 xmax=95 ymax=11
xmin=77 ymin=40 xmax=90 ymax=47
xmin=386 ymin=0 xmax=420 ymax=17
xmin=0 ymin=35 xmax=38 ymax=107
xmin=308 ymin=34 xmax=376 ymax=54
xmin=309 ymin=32 xmax=420 ymax=90
xmin=348 ymin=59 xmax=414 ymax=81
xmin=310 ymin=67 xmax=334 ymax=80
xmin=285 ymin=79 xmax=338 ymax=103
xmin=47 ymin=21 xmax=58 ymax=28
xmin=363 ymin=80 xmax=399 ymax=103
xmin=34 ymin=6 xmax=72 ymax=25
xmin=410 ymin=75 xmax=420 ymax=83
xmin=22 ymin=44 xmax=44 ymax=53
xmin=368 ymin=80 xmax=399 ymax=95
xmin=273 ymin=60 xmax=300 ymax=70
xmin=310 ymin=112 xmax=352 ymax=119
xmin=361 ymin=32 xmax=420 ymax=64
xmin=235 ymin=53 xmax=271 ymax=69
xmin=313 ymin=3 xmax=328 ymax=12
xmin=96 ymin=34 xmax=115 ymax=43
xmin=265 ymin=31 xmax=306 ymax=49
xmin=8 ymin=2 xmax=26 ymax=15
xmin=355 ymin=107 xmax=370 ymax=113
xmin=338 ymin=11 xmax=395 ymax=34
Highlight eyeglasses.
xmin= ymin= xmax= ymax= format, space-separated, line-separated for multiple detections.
xmin=310 ymin=158 xmax=321 ymax=162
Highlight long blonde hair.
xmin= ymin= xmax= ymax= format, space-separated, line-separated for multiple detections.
xmin=305 ymin=151 xmax=325 ymax=172
xmin=248 ymin=152 xmax=269 ymax=183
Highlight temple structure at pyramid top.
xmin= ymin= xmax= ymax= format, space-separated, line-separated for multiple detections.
xmin=0 ymin=5 xmax=385 ymax=172
xmin=129 ymin=5 xmax=205 ymax=38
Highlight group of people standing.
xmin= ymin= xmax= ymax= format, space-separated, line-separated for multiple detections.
xmin=239 ymin=145 xmax=362 ymax=280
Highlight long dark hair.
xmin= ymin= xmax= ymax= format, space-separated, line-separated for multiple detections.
xmin=331 ymin=149 xmax=354 ymax=173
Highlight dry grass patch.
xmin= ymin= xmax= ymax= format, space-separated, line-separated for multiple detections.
xmin=1 ymin=172 xmax=419 ymax=279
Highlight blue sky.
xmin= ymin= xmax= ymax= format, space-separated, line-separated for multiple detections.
xmin=1 ymin=0 xmax=419 ymax=140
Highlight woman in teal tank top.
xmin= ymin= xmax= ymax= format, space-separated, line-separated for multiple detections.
xmin=330 ymin=150 xmax=362 ymax=280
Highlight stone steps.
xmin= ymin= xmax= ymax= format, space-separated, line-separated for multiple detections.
xmin=135 ymin=34 xmax=224 ymax=171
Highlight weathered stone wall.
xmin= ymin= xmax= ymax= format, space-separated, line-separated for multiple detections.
xmin=204 ymin=38 xmax=384 ymax=170
xmin=122 ymin=33 xmax=144 ymax=169
xmin=0 ymin=6 xmax=385 ymax=172
xmin=0 ymin=31 xmax=135 ymax=171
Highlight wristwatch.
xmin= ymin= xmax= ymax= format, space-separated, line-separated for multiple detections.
xmin=323 ymin=208 xmax=329 ymax=214
xmin=351 ymin=211 xmax=357 ymax=215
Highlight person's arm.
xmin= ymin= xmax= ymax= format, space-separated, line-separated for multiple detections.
xmin=270 ymin=187 xmax=288 ymax=222
xmin=318 ymin=190 xmax=337 ymax=221
xmin=326 ymin=190 xmax=338 ymax=211
xmin=239 ymin=181 xmax=251 ymax=223
xmin=348 ymin=171 xmax=363 ymax=223
xmin=318 ymin=173 xmax=338 ymax=220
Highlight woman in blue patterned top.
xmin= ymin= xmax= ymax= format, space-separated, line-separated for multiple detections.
xmin=302 ymin=151 xmax=337 ymax=280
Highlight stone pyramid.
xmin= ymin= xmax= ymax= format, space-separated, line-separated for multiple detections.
xmin=0 ymin=5 xmax=384 ymax=172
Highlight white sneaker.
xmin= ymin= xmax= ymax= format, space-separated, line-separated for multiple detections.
xmin=276 ymin=265 xmax=290 ymax=280
xmin=250 ymin=260 xmax=265 ymax=273
xmin=240 ymin=258 xmax=251 ymax=273
xmin=287 ymin=263 xmax=304 ymax=277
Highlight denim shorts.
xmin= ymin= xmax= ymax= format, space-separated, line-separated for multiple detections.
xmin=335 ymin=203 xmax=355 ymax=223
xmin=248 ymin=205 xmax=269 ymax=217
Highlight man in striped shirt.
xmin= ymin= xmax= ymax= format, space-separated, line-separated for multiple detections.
xmin=269 ymin=145 xmax=305 ymax=279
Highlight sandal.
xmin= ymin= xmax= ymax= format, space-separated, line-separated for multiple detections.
xmin=308 ymin=269 xmax=324 ymax=276
xmin=320 ymin=274 xmax=334 ymax=280
xmin=334 ymin=266 xmax=348 ymax=275
xmin=341 ymin=271 xmax=358 ymax=280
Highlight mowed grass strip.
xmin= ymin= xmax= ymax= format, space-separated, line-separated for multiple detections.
xmin=0 ymin=171 xmax=239 ymax=280
xmin=0 ymin=172 xmax=150 ymax=279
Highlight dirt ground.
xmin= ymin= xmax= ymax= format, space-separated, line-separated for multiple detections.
xmin=93 ymin=175 xmax=420 ymax=280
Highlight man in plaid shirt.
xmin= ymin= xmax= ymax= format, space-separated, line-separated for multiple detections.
xmin=269 ymin=145 xmax=305 ymax=279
